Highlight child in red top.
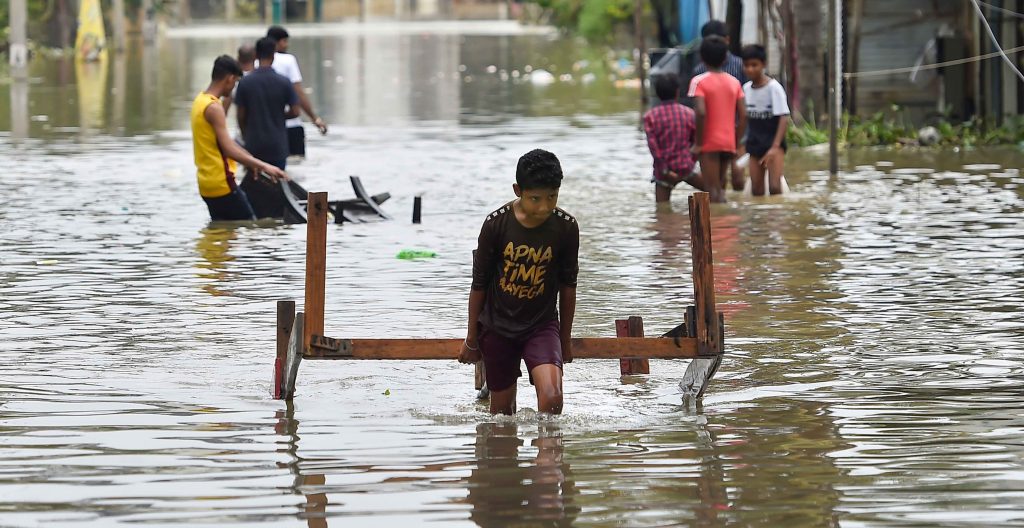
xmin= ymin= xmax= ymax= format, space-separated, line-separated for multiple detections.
xmin=688 ymin=36 xmax=747 ymax=203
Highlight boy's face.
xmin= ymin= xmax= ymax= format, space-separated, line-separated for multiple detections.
xmin=513 ymin=185 xmax=559 ymax=223
xmin=743 ymin=58 xmax=765 ymax=81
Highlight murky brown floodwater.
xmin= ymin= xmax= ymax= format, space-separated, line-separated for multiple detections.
xmin=2 ymin=26 xmax=1024 ymax=527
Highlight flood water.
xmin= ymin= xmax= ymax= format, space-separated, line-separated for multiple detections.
xmin=2 ymin=25 xmax=1024 ymax=527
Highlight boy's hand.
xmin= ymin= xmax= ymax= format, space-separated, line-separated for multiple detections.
xmin=313 ymin=117 xmax=328 ymax=135
xmin=561 ymin=335 xmax=573 ymax=364
xmin=261 ymin=164 xmax=289 ymax=182
xmin=762 ymin=147 xmax=783 ymax=167
xmin=458 ymin=340 xmax=481 ymax=364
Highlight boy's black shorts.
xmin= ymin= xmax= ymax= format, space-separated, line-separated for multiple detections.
xmin=746 ymin=140 xmax=788 ymax=159
xmin=287 ymin=126 xmax=305 ymax=157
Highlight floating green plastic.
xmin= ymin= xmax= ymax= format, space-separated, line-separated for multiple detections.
xmin=396 ymin=249 xmax=437 ymax=260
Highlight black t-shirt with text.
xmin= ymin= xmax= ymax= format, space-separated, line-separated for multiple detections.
xmin=472 ymin=202 xmax=580 ymax=340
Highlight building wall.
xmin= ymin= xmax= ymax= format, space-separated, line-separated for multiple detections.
xmin=850 ymin=0 xmax=961 ymax=120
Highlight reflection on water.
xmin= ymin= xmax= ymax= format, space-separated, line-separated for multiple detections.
xmin=465 ymin=422 xmax=579 ymax=527
xmin=195 ymin=225 xmax=239 ymax=297
xmin=2 ymin=27 xmax=1024 ymax=528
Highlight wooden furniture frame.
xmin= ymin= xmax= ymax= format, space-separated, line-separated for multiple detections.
xmin=272 ymin=192 xmax=724 ymax=400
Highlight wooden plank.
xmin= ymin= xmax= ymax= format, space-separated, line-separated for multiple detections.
xmin=283 ymin=313 xmax=305 ymax=399
xmin=626 ymin=316 xmax=651 ymax=374
xmin=274 ymin=300 xmax=296 ymax=399
xmin=474 ymin=361 xmax=485 ymax=391
xmin=303 ymin=193 xmax=328 ymax=352
xmin=303 ymin=337 xmax=704 ymax=360
xmin=618 ymin=318 xmax=650 ymax=375
xmin=688 ymin=192 xmax=721 ymax=356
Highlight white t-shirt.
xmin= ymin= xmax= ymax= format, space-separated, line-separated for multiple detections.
xmin=743 ymin=78 xmax=790 ymax=120
xmin=256 ymin=52 xmax=304 ymax=129
xmin=743 ymin=78 xmax=790 ymax=151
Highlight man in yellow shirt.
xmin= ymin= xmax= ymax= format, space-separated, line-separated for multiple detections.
xmin=191 ymin=55 xmax=286 ymax=221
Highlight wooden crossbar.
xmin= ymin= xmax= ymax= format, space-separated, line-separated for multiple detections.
xmin=303 ymin=336 xmax=706 ymax=360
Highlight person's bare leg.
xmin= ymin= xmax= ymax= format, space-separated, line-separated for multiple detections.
xmin=530 ymin=364 xmax=563 ymax=415
xmin=730 ymin=158 xmax=746 ymax=191
xmin=766 ymin=153 xmax=785 ymax=195
xmin=699 ymin=153 xmax=726 ymax=203
xmin=655 ymin=183 xmax=672 ymax=203
xmin=749 ymin=156 xmax=766 ymax=196
xmin=489 ymin=384 xmax=517 ymax=415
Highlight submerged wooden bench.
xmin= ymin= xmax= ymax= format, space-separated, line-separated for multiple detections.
xmin=271 ymin=192 xmax=724 ymax=400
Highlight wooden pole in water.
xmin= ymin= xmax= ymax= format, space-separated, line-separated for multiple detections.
xmin=111 ymin=0 xmax=126 ymax=52
xmin=9 ymin=0 xmax=28 ymax=71
xmin=304 ymin=193 xmax=328 ymax=352
xmin=275 ymin=300 xmax=296 ymax=399
xmin=633 ymin=0 xmax=648 ymax=122
xmin=617 ymin=316 xmax=650 ymax=375
xmin=412 ymin=195 xmax=422 ymax=224
xmin=688 ymin=193 xmax=720 ymax=355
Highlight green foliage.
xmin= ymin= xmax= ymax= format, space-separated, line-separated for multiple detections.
xmin=786 ymin=118 xmax=828 ymax=147
xmin=785 ymin=105 xmax=1024 ymax=148
xmin=531 ymin=0 xmax=636 ymax=42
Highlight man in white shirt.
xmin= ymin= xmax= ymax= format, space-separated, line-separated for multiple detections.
xmin=265 ymin=25 xmax=328 ymax=157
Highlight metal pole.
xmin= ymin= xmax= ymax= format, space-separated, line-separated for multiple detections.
xmin=9 ymin=0 xmax=28 ymax=71
xmin=828 ymin=0 xmax=840 ymax=175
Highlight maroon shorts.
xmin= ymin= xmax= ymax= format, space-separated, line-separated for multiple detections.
xmin=479 ymin=320 xmax=563 ymax=391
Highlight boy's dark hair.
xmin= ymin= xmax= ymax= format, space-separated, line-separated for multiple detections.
xmin=211 ymin=55 xmax=242 ymax=81
xmin=237 ymin=44 xmax=256 ymax=64
xmin=266 ymin=25 xmax=289 ymax=41
xmin=700 ymin=36 xmax=729 ymax=68
xmin=255 ymin=37 xmax=277 ymax=61
xmin=740 ymin=44 xmax=767 ymax=64
xmin=516 ymin=149 xmax=563 ymax=190
xmin=701 ymin=20 xmax=728 ymax=38
xmin=653 ymin=74 xmax=680 ymax=101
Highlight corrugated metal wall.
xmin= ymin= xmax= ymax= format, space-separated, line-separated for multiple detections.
xmin=851 ymin=0 xmax=960 ymax=119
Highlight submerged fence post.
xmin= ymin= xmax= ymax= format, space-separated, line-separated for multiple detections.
xmin=688 ymin=192 xmax=720 ymax=355
xmin=304 ymin=193 xmax=328 ymax=352
xmin=617 ymin=317 xmax=650 ymax=375
xmin=275 ymin=300 xmax=296 ymax=399
xmin=412 ymin=195 xmax=422 ymax=224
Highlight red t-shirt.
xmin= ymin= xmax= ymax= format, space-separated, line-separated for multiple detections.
xmin=687 ymin=71 xmax=744 ymax=153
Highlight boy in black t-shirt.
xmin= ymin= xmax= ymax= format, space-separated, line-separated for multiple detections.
xmin=741 ymin=44 xmax=790 ymax=195
xmin=458 ymin=150 xmax=580 ymax=415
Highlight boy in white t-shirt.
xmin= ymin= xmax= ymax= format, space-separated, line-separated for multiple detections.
xmin=741 ymin=44 xmax=790 ymax=196
xmin=265 ymin=26 xmax=328 ymax=158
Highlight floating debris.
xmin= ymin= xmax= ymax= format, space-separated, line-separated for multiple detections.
xmin=529 ymin=69 xmax=555 ymax=86
xmin=397 ymin=249 xmax=438 ymax=260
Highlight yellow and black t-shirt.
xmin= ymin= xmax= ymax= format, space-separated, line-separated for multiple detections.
xmin=472 ymin=202 xmax=580 ymax=340
xmin=190 ymin=92 xmax=237 ymax=198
